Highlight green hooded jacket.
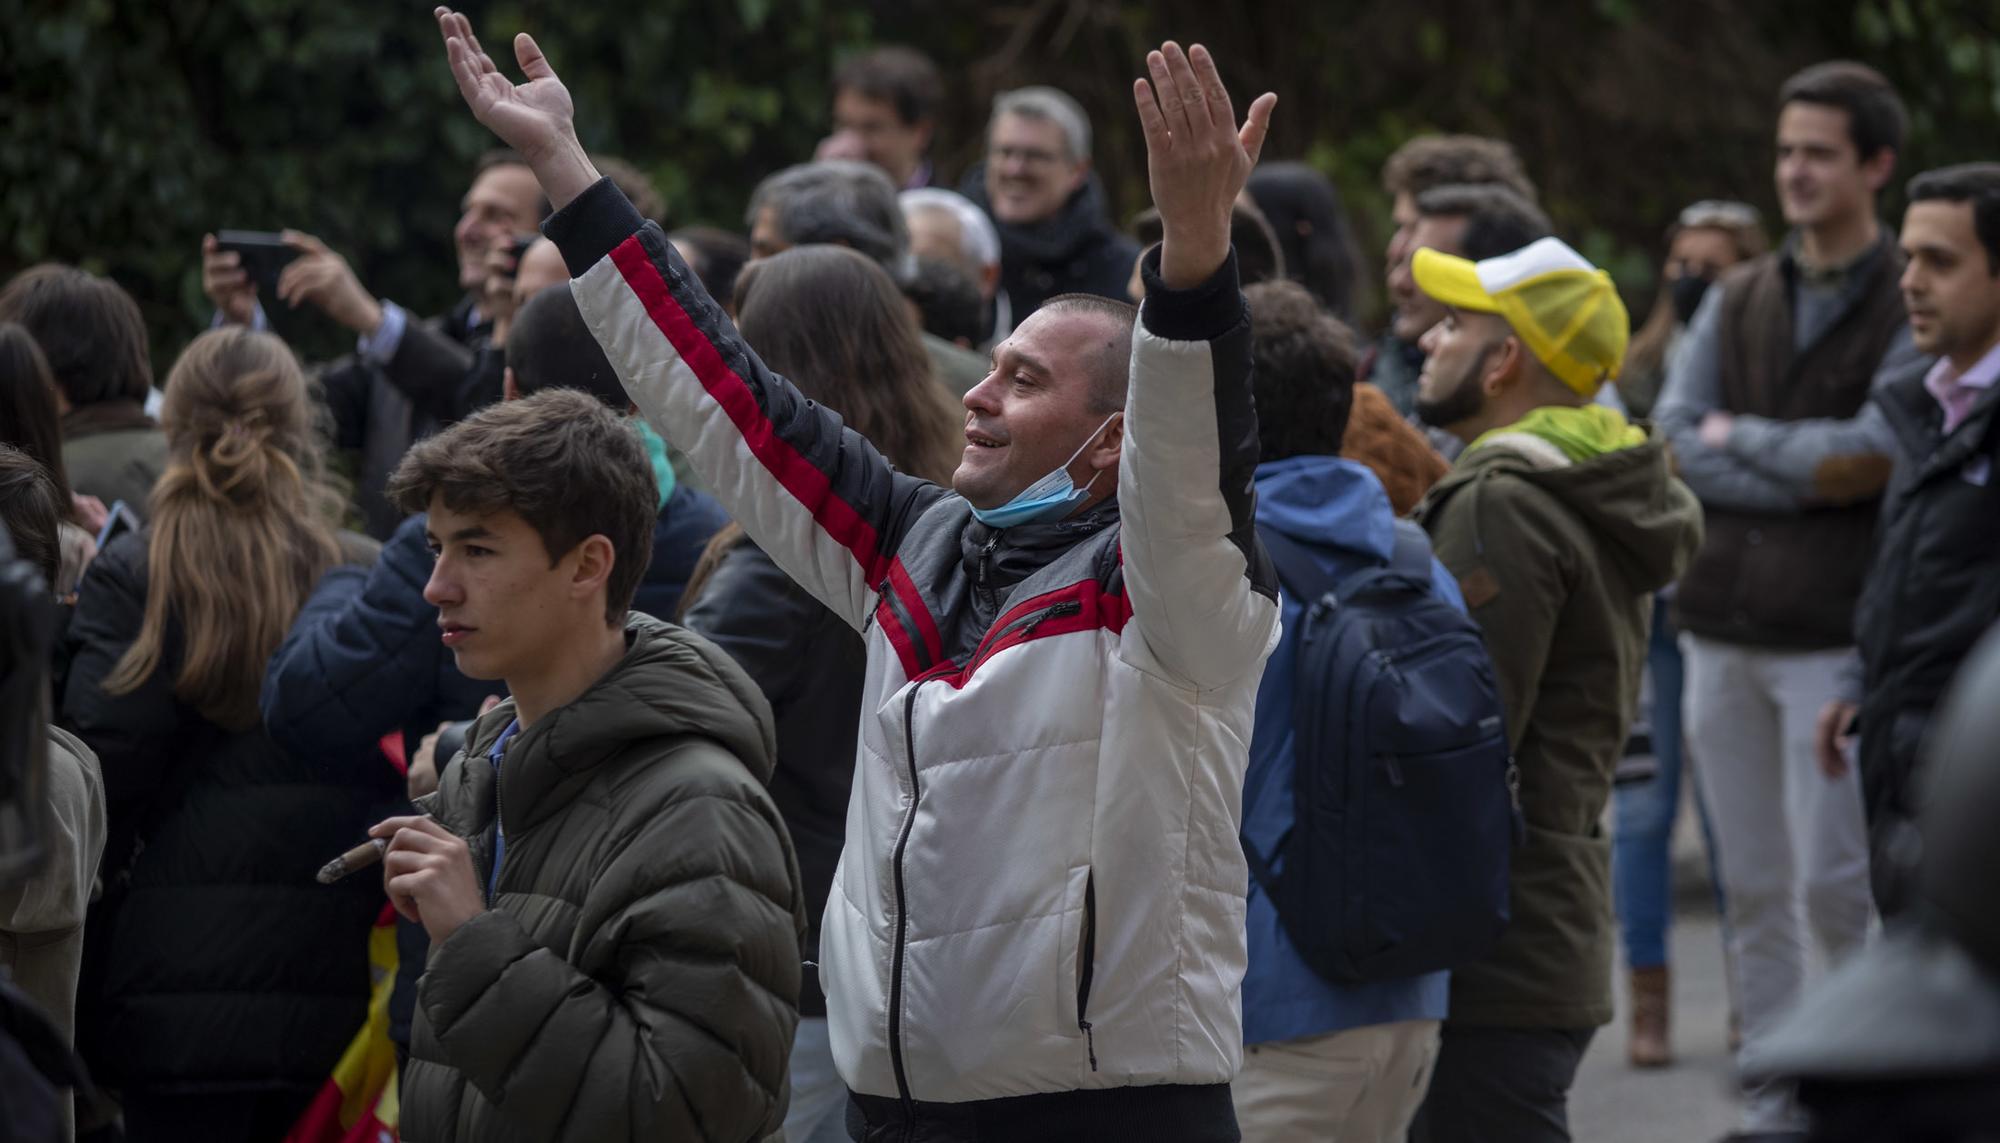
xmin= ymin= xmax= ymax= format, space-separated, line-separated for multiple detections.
xmin=1417 ymin=425 xmax=1702 ymax=1028
xmin=401 ymin=614 xmax=807 ymax=1143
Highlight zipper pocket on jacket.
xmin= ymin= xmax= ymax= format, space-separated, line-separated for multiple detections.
xmin=971 ymin=598 xmax=1084 ymax=665
xmin=887 ymin=681 xmax=926 ymax=1117
xmin=1077 ymin=869 xmax=1099 ymax=1071
xmin=882 ymin=584 xmax=934 ymax=673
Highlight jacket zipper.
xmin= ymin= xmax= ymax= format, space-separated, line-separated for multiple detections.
xmin=969 ymin=598 xmax=1083 ymax=665
xmin=976 ymin=534 xmax=1000 ymax=591
xmin=882 ymin=582 xmax=934 ymax=673
xmin=887 ymin=681 xmax=926 ymax=1134
xmin=1077 ymin=870 xmax=1099 ymax=1071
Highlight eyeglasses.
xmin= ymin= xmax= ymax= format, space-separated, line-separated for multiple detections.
xmin=1677 ymin=200 xmax=1762 ymax=231
xmin=990 ymin=144 xmax=1067 ymax=169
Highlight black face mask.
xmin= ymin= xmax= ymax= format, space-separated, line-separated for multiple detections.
xmin=1670 ymin=274 xmax=1713 ymax=325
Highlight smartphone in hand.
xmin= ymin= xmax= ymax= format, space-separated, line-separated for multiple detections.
xmin=215 ymin=230 xmax=301 ymax=298
xmin=94 ymin=500 xmax=141 ymax=550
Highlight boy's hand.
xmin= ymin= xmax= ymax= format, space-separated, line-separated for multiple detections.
xmin=435 ymin=7 xmax=600 ymax=211
xmin=1133 ymin=42 xmax=1275 ymax=290
xmin=372 ymin=815 xmax=485 ymax=944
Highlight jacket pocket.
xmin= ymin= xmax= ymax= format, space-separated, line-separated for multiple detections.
xmin=1056 ymin=864 xmax=1097 ymax=1067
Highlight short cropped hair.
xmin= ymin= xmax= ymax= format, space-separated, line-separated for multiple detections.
xmin=990 ymin=86 xmax=1091 ymax=164
xmin=1038 ymin=293 xmax=1135 ymax=413
xmin=1909 ymin=163 xmax=2000 ymax=274
xmin=1415 ymin=183 xmax=1555 ymax=261
xmin=1246 ymin=280 xmax=1359 ymax=461
xmin=387 ymin=389 xmax=656 ymax=625
xmin=747 ymin=161 xmax=908 ymax=276
xmin=0 ymin=445 xmax=62 ymax=592
xmin=0 ymin=264 xmax=153 ymax=410
xmin=506 ymin=285 xmax=628 ymax=409
xmin=901 ymin=188 xmax=1001 ymax=270
xmin=1779 ymin=61 xmax=1907 ymax=163
xmin=834 ymin=46 xmax=943 ymax=127
xmin=1382 ymin=135 xmax=1539 ymax=204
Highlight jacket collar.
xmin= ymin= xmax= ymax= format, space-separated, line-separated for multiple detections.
xmin=961 ymin=497 xmax=1120 ymax=592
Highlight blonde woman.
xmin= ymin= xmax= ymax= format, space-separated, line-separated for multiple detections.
xmin=62 ymin=327 xmax=394 ymax=1142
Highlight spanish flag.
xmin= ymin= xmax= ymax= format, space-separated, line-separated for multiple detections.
xmin=284 ymin=904 xmax=400 ymax=1143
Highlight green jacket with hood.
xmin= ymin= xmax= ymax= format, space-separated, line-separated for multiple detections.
xmin=400 ymin=614 xmax=808 ymax=1143
xmin=1417 ymin=422 xmax=1702 ymax=1028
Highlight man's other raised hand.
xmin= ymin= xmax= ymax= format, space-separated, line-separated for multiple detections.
xmin=435 ymin=7 xmax=600 ymax=212
xmin=1133 ymin=43 xmax=1276 ymax=290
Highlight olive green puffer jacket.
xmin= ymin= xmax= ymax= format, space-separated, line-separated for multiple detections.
xmin=401 ymin=613 xmax=807 ymax=1143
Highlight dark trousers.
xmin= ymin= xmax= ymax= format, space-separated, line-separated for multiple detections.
xmin=1408 ymin=1025 xmax=1595 ymax=1143
xmin=121 ymin=1087 xmax=316 ymax=1143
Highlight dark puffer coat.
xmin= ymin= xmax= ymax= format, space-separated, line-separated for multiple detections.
xmin=60 ymin=530 xmax=401 ymax=1096
xmin=399 ymin=614 xmax=806 ymax=1143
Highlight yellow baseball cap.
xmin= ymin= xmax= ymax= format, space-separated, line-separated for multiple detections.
xmin=1412 ymin=237 xmax=1630 ymax=396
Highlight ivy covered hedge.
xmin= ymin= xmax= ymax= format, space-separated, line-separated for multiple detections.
xmin=5 ymin=0 xmax=1996 ymax=366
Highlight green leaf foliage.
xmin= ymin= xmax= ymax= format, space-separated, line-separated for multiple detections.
xmin=5 ymin=0 xmax=1998 ymax=364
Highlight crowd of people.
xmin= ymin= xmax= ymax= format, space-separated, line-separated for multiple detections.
xmin=0 ymin=8 xmax=1996 ymax=1142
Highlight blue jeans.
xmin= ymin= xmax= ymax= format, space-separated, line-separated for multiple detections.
xmin=1612 ymin=600 xmax=1723 ymax=969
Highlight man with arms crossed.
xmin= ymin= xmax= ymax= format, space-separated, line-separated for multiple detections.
xmin=435 ymin=10 xmax=1280 ymax=1140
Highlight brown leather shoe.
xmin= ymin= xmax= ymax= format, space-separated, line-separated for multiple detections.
xmin=1629 ymin=965 xmax=1673 ymax=1068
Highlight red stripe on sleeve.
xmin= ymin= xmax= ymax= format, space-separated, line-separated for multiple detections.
xmin=609 ymin=238 xmax=890 ymax=583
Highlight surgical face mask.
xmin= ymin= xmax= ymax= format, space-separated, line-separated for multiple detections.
xmin=1670 ymin=274 xmax=1713 ymax=326
xmin=969 ymin=413 xmax=1120 ymax=529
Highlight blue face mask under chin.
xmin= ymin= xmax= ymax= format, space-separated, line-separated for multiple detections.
xmin=969 ymin=413 xmax=1121 ymax=530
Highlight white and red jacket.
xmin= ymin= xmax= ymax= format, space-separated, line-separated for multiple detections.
xmin=549 ymin=179 xmax=1279 ymax=1136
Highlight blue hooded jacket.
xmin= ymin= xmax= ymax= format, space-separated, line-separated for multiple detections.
xmin=1243 ymin=455 xmax=1462 ymax=1044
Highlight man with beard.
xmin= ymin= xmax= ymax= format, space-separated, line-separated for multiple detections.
xmin=1406 ymin=237 xmax=1703 ymax=1143
xmin=962 ymin=86 xmax=1140 ymax=316
xmin=1366 ymin=136 xmax=1540 ymax=416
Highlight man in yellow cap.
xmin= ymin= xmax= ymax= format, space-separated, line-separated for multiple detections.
xmin=1405 ymin=237 xmax=1704 ymax=1143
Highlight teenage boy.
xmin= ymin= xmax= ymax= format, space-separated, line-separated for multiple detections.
xmin=369 ymin=389 xmax=806 ymax=1143
xmin=437 ymin=12 xmax=1281 ymax=1140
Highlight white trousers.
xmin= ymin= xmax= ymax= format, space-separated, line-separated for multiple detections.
xmin=1232 ymin=1020 xmax=1441 ymax=1142
xmin=1681 ymin=636 xmax=1873 ymax=1131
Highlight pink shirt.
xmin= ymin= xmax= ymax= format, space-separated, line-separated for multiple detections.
xmin=1924 ymin=339 xmax=2000 ymax=435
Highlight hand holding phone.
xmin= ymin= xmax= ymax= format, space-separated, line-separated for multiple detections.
xmin=212 ymin=230 xmax=301 ymax=309
xmin=93 ymin=500 xmax=141 ymax=551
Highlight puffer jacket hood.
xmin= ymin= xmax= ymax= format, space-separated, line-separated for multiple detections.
xmin=1429 ymin=434 xmax=1701 ymax=597
xmin=462 ymin=612 xmax=778 ymax=821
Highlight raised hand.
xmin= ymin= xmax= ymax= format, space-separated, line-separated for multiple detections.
xmin=1133 ymin=43 xmax=1276 ymax=289
xmin=435 ymin=7 xmax=600 ymax=211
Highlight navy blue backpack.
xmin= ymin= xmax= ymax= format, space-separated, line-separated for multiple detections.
xmin=1244 ymin=521 xmax=1520 ymax=983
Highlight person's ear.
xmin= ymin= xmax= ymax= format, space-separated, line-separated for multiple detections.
xmin=502 ymin=367 xmax=521 ymax=402
xmin=1484 ymin=337 xmax=1524 ymax=396
xmin=1085 ymin=412 xmax=1125 ymax=472
xmin=570 ymin=534 xmax=616 ymax=602
xmin=1864 ymin=148 xmax=1897 ymax=194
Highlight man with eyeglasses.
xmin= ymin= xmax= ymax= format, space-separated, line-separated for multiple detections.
xmin=962 ymin=86 xmax=1140 ymax=316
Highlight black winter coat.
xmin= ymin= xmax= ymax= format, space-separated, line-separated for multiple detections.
xmin=678 ymin=536 xmax=861 ymax=1016
xmin=60 ymin=531 xmax=402 ymax=1095
xmin=1854 ymin=363 xmax=2000 ymax=874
